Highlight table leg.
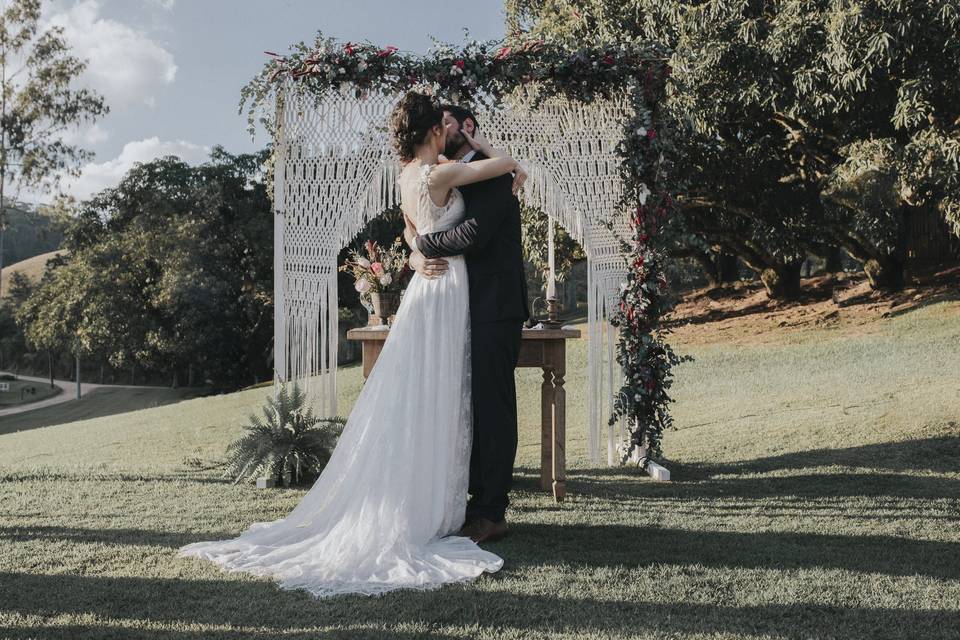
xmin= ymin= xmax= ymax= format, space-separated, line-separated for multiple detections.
xmin=540 ymin=368 xmax=554 ymax=491
xmin=552 ymin=367 xmax=566 ymax=502
xmin=361 ymin=342 xmax=383 ymax=379
xmin=550 ymin=342 xmax=567 ymax=502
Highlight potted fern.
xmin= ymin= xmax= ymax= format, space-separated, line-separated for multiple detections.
xmin=224 ymin=380 xmax=345 ymax=487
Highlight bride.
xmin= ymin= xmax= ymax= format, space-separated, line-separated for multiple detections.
xmin=177 ymin=91 xmax=527 ymax=598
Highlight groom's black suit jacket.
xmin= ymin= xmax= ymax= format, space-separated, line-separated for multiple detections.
xmin=415 ymin=152 xmax=530 ymax=324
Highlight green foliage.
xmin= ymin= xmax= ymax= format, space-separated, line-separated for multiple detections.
xmin=0 ymin=0 xmax=108 ymax=305
xmin=16 ymin=147 xmax=275 ymax=389
xmin=508 ymin=0 xmax=960 ymax=295
xmin=519 ymin=203 xmax=585 ymax=285
xmin=223 ymin=381 xmax=346 ymax=486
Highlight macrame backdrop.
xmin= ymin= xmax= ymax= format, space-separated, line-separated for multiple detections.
xmin=273 ymin=78 xmax=632 ymax=465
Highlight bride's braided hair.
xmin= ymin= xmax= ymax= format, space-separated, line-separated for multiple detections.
xmin=390 ymin=91 xmax=444 ymax=163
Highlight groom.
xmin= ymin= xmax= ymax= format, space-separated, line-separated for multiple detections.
xmin=405 ymin=104 xmax=530 ymax=544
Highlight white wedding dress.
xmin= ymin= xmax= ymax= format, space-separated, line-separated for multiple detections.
xmin=177 ymin=163 xmax=503 ymax=597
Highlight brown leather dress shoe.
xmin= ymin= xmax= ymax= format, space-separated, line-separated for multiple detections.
xmin=460 ymin=517 xmax=508 ymax=544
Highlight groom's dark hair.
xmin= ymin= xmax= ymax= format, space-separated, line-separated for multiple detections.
xmin=441 ymin=104 xmax=479 ymax=131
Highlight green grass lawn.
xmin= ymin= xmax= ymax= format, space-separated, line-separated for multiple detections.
xmin=1 ymin=301 xmax=958 ymax=639
xmin=0 ymin=380 xmax=60 ymax=407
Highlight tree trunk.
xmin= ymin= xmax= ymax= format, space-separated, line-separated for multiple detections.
xmin=760 ymin=259 xmax=804 ymax=300
xmin=188 ymin=363 xmax=194 ymax=387
xmin=171 ymin=369 xmax=178 ymax=389
xmin=99 ymin=364 xmax=104 ymax=384
xmin=670 ymin=247 xmax=719 ymax=288
xmin=130 ymin=363 xmax=135 ymax=385
xmin=864 ymin=255 xmax=905 ymax=291
xmin=48 ymin=351 xmax=53 ymax=388
xmin=824 ymin=246 xmax=844 ymax=273
xmin=716 ymin=251 xmax=739 ymax=283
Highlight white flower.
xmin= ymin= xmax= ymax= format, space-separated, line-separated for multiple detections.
xmin=636 ymin=126 xmax=647 ymax=138
xmin=379 ymin=273 xmax=393 ymax=286
xmin=638 ymin=182 xmax=651 ymax=205
xmin=450 ymin=64 xmax=463 ymax=76
xmin=355 ymin=278 xmax=371 ymax=293
xmin=357 ymin=257 xmax=371 ymax=269
xmin=357 ymin=61 xmax=367 ymax=72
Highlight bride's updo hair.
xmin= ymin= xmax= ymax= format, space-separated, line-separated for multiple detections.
xmin=390 ymin=91 xmax=444 ymax=162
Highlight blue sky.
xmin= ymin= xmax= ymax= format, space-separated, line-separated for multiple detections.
xmin=33 ymin=0 xmax=509 ymax=202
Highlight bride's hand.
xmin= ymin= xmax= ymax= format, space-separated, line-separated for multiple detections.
xmin=512 ymin=162 xmax=528 ymax=196
xmin=461 ymin=127 xmax=486 ymax=152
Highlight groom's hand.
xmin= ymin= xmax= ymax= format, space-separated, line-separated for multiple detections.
xmin=409 ymin=251 xmax=449 ymax=279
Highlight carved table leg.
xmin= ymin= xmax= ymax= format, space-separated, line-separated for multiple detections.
xmin=552 ymin=367 xmax=566 ymax=502
xmin=550 ymin=342 xmax=567 ymax=502
xmin=541 ymin=368 xmax=554 ymax=491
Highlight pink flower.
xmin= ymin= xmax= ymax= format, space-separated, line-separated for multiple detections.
xmin=370 ymin=262 xmax=384 ymax=276
xmin=344 ymin=42 xmax=355 ymax=55
xmin=355 ymin=278 xmax=371 ymax=294
xmin=357 ymin=257 xmax=371 ymax=269
xmin=454 ymin=59 xmax=465 ymax=69
xmin=602 ymin=55 xmax=615 ymax=66
xmin=378 ymin=46 xmax=398 ymax=58
xmin=494 ymin=46 xmax=512 ymax=61
xmin=646 ymin=129 xmax=657 ymax=140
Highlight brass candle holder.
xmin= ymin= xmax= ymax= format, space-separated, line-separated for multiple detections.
xmin=539 ymin=296 xmax=562 ymax=329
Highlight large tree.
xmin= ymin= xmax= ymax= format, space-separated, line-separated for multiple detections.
xmin=19 ymin=147 xmax=274 ymax=390
xmin=507 ymin=0 xmax=960 ymax=292
xmin=0 ymin=0 xmax=108 ymax=296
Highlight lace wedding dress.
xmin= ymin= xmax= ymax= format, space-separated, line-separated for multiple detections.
xmin=177 ymin=163 xmax=503 ymax=597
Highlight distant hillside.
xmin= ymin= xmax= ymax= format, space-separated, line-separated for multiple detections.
xmin=2 ymin=202 xmax=68 ymax=268
xmin=1 ymin=249 xmax=67 ymax=297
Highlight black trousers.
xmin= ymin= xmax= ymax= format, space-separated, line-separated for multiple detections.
xmin=466 ymin=319 xmax=524 ymax=523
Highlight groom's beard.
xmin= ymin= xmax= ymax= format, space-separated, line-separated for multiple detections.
xmin=444 ymin=131 xmax=466 ymax=158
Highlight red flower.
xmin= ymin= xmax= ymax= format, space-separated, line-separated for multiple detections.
xmin=454 ymin=59 xmax=465 ymax=69
xmin=344 ymin=42 xmax=355 ymax=55
xmin=378 ymin=46 xmax=398 ymax=58
xmin=644 ymin=380 xmax=655 ymax=390
xmin=646 ymin=129 xmax=657 ymax=140
xmin=639 ymin=233 xmax=649 ymax=242
xmin=602 ymin=55 xmax=615 ymax=66
xmin=494 ymin=46 xmax=512 ymax=61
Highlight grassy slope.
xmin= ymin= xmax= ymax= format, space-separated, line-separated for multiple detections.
xmin=0 ymin=300 xmax=958 ymax=639
xmin=0 ymin=250 xmax=65 ymax=297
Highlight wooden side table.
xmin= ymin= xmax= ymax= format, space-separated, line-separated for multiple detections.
xmin=346 ymin=325 xmax=581 ymax=502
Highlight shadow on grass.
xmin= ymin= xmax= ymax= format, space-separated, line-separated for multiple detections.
xmin=548 ymin=433 xmax=960 ymax=485
xmin=0 ymin=525 xmax=239 ymax=550
xmin=0 ymin=387 xmax=203 ymax=436
xmin=1 ymin=570 xmax=958 ymax=640
xmin=495 ymin=521 xmax=960 ymax=580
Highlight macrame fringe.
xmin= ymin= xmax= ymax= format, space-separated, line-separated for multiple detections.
xmin=273 ymin=80 xmax=635 ymax=465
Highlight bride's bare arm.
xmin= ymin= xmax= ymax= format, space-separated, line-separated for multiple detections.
xmin=429 ymin=155 xmax=518 ymax=193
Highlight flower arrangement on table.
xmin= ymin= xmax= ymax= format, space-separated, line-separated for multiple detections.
xmin=339 ymin=237 xmax=412 ymax=324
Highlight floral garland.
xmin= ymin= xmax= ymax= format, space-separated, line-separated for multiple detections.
xmin=241 ymin=33 xmax=682 ymax=467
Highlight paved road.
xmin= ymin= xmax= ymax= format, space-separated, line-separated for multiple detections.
xmin=0 ymin=373 xmax=168 ymax=418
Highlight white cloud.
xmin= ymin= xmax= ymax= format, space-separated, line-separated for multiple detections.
xmin=60 ymin=137 xmax=211 ymax=201
xmin=145 ymin=0 xmax=176 ymax=9
xmin=42 ymin=0 xmax=177 ymax=110
xmin=61 ymin=122 xmax=110 ymax=146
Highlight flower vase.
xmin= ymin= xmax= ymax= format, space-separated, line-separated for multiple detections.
xmin=369 ymin=291 xmax=400 ymax=326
